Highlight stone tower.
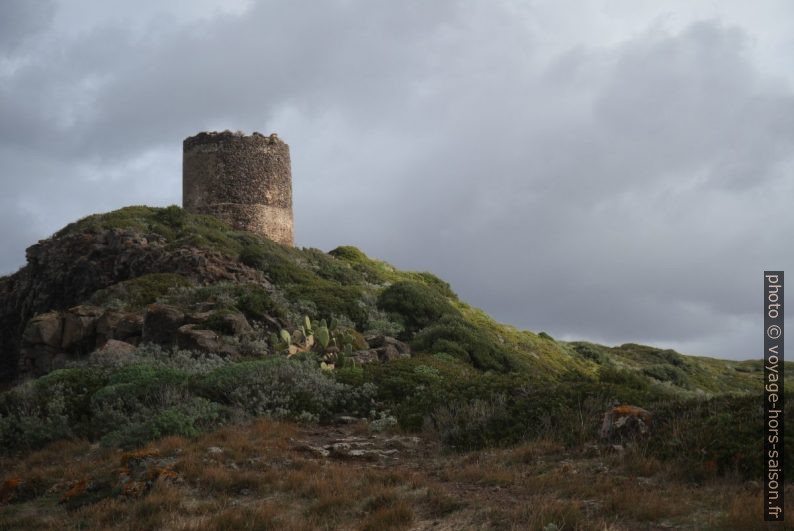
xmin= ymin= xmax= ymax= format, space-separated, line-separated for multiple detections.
xmin=182 ymin=131 xmax=294 ymax=246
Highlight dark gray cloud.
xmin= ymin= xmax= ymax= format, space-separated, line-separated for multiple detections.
xmin=0 ymin=0 xmax=791 ymax=360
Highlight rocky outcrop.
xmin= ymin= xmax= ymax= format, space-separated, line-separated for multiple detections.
xmin=142 ymin=305 xmax=186 ymax=346
xmin=350 ymin=335 xmax=411 ymax=365
xmin=17 ymin=301 xmax=253 ymax=377
xmin=176 ymin=325 xmax=239 ymax=357
xmin=1 ymin=228 xmax=265 ymax=382
xmin=599 ymin=405 xmax=652 ymax=442
xmin=18 ymin=305 xmax=141 ymax=376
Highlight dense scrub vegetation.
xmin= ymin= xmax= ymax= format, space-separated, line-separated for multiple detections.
xmin=2 ymin=206 xmax=791 ymax=483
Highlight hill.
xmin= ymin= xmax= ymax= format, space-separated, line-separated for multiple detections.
xmin=0 ymin=205 xmax=791 ymax=529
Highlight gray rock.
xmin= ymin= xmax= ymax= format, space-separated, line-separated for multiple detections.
xmin=366 ymin=335 xmax=411 ymax=355
xmin=176 ymin=324 xmax=238 ymax=356
xmin=599 ymin=405 xmax=652 ymax=441
xmin=350 ymin=349 xmax=379 ymax=365
xmin=22 ymin=311 xmax=63 ymax=347
xmin=95 ymin=310 xmax=143 ymax=346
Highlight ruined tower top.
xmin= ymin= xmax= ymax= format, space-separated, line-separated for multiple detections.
xmin=182 ymin=131 xmax=294 ymax=246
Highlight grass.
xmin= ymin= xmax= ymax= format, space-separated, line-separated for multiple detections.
xmin=2 ymin=418 xmax=789 ymax=530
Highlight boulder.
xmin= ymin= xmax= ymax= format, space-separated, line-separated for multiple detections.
xmin=350 ymin=336 xmax=411 ymax=364
xmin=350 ymin=349 xmax=380 ymax=365
xmin=95 ymin=311 xmax=144 ymax=346
xmin=142 ymin=304 xmax=185 ymax=345
xmin=176 ymin=324 xmax=238 ymax=356
xmin=366 ymin=335 xmax=411 ymax=355
xmin=375 ymin=343 xmax=406 ymax=362
xmin=221 ymin=312 xmax=253 ymax=336
xmin=599 ymin=405 xmax=652 ymax=441
xmin=61 ymin=305 xmax=104 ymax=351
xmin=96 ymin=339 xmax=137 ymax=356
xmin=22 ymin=311 xmax=63 ymax=347
xmin=88 ymin=340 xmax=138 ymax=366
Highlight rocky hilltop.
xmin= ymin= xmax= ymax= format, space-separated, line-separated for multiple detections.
xmin=0 ymin=205 xmax=790 ymax=528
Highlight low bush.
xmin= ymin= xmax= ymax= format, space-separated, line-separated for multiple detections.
xmin=598 ymin=366 xmax=649 ymax=390
xmin=570 ymin=342 xmax=608 ymax=364
xmin=100 ymin=397 xmax=224 ymax=449
xmin=647 ymin=393 xmax=794 ymax=480
xmin=377 ymin=281 xmax=459 ymax=336
xmin=642 ymin=364 xmax=688 ymax=386
xmin=412 ymin=315 xmax=515 ymax=372
xmin=89 ymin=365 xmax=191 ymax=436
xmin=236 ymin=286 xmax=285 ymax=321
xmin=192 ymin=358 xmax=375 ymax=422
xmin=91 ymin=273 xmax=193 ymax=309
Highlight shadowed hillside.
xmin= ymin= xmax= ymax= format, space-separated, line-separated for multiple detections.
xmin=0 ymin=206 xmax=791 ymax=529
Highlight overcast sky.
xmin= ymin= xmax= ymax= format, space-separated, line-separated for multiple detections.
xmin=1 ymin=0 xmax=792 ymax=360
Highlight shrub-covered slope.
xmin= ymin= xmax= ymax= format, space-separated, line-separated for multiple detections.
xmin=0 ymin=205 xmax=790 ymax=482
xmin=0 ymin=205 xmax=773 ymax=391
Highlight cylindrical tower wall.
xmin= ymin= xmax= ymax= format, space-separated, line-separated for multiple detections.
xmin=182 ymin=131 xmax=294 ymax=246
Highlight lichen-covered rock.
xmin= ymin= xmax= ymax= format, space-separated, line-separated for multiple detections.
xmin=599 ymin=405 xmax=652 ymax=441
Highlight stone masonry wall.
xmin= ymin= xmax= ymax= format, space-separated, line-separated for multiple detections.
xmin=183 ymin=131 xmax=294 ymax=246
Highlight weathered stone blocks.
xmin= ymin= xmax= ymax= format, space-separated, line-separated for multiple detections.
xmin=183 ymin=131 xmax=294 ymax=246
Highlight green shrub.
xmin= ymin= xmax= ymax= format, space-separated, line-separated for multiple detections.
xmin=0 ymin=368 xmax=109 ymax=450
xmin=90 ymin=365 xmax=191 ymax=436
xmin=192 ymin=358 xmax=374 ymax=422
xmin=377 ymin=281 xmax=459 ymax=336
xmin=236 ymin=286 xmax=285 ymax=321
xmin=643 ymin=364 xmax=688 ymax=386
xmin=408 ymin=272 xmax=458 ymax=300
xmin=328 ymin=245 xmax=388 ymax=284
xmin=598 ymin=366 xmax=649 ymax=390
xmin=100 ymin=397 xmax=224 ymax=449
xmin=238 ymin=242 xmax=314 ymax=285
xmin=647 ymin=393 xmax=794 ymax=480
xmin=91 ymin=273 xmax=193 ymax=309
xmin=328 ymin=245 xmax=369 ymax=262
xmin=424 ymin=394 xmax=517 ymax=449
xmin=614 ymin=343 xmax=686 ymax=367
xmin=412 ymin=315 xmax=515 ymax=372
xmin=570 ymin=342 xmax=608 ymax=364
xmin=286 ymin=282 xmax=369 ymax=329
xmin=0 ymin=382 xmax=74 ymax=451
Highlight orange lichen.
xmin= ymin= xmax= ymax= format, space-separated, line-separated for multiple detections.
xmin=0 ymin=477 xmax=22 ymax=503
xmin=120 ymin=449 xmax=159 ymax=467
xmin=610 ymin=405 xmax=652 ymax=422
xmin=147 ymin=466 xmax=179 ymax=481
xmin=121 ymin=481 xmax=146 ymax=498
xmin=60 ymin=479 xmax=88 ymax=503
